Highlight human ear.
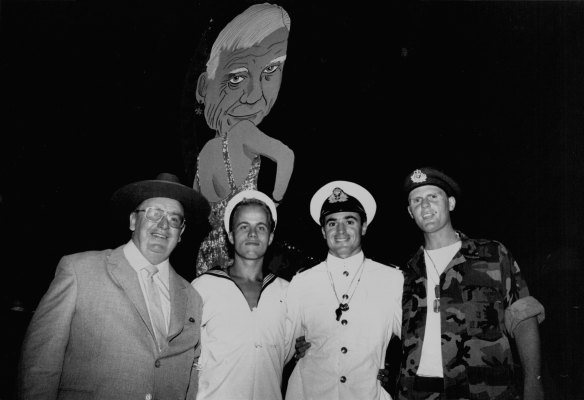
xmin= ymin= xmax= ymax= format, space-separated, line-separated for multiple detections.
xmin=448 ymin=196 xmax=456 ymax=211
xmin=361 ymin=221 xmax=368 ymax=236
xmin=129 ymin=212 xmax=136 ymax=231
xmin=196 ymin=72 xmax=208 ymax=104
xmin=407 ymin=206 xmax=413 ymax=219
xmin=228 ymin=231 xmax=235 ymax=246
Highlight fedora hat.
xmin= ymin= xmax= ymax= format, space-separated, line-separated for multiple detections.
xmin=111 ymin=172 xmax=210 ymax=225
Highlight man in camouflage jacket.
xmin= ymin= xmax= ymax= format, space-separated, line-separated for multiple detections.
xmin=398 ymin=167 xmax=545 ymax=400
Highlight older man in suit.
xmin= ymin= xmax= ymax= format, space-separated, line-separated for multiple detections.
xmin=18 ymin=173 xmax=210 ymax=400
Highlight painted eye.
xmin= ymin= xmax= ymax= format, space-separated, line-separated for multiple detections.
xmin=229 ymin=75 xmax=245 ymax=84
xmin=263 ymin=64 xmax=280 ymax=74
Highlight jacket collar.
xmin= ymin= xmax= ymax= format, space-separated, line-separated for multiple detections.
xmin=107 ymin=245 xmax=187 ymax=353
xmin=408 ymin=231 xmax=478 ymax=276
xmin=203 ymin=267 xmax=278 ymax=290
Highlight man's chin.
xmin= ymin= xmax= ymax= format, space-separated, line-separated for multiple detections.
xmin=330 ymin=246 xmax=359 ymax=259
xmin=240 ymin=252 xmax=266 ymax=260
xmin=144 ymin=249 xmax=171 ymax=265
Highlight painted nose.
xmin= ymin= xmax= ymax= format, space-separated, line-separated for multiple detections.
xmin=242 ymin=75 xmax=262 ymax=104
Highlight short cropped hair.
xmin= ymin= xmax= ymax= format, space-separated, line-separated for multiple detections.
xmin=229 ymin=198 xmax=276 ymax=233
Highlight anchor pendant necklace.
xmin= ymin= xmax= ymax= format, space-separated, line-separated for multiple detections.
xmin=424 ymin=248 xmax=442 ymax=313
xmin=326 ymin=259 xmax=366 ymax=321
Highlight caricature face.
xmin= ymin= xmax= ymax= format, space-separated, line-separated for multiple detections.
xmin=321 ymin=211 xmax=368 ymax=259
xmin=407 ymin=185 xmax=456 ymax=235
xmin=197 ymin=27 xmax=288 ymax=136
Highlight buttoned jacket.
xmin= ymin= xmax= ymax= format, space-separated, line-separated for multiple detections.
xmin=18 ymin=245 xmax=202 ymax=400
xmin=286 ymin=253 xmax=404 ymax=400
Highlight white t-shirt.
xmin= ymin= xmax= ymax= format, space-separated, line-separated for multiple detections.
xmin=417 ymin=240 xmax=462 ymax=377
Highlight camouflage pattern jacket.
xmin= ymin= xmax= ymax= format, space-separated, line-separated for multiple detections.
xmin=398 ymin=232 xmax=544 ymax=400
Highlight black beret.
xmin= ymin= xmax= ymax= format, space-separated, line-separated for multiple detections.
xmin=403 ymin=167 xmax=461 ymax=198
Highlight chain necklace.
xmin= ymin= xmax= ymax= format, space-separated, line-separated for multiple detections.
xmin=326 ymin=259 xmax=366 ymax=321
xmin=423 ymin=249 xmax=441 ymax=313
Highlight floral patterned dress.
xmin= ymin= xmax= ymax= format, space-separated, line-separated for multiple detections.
xmin=194 ymin=134 xmax=261 ymax=276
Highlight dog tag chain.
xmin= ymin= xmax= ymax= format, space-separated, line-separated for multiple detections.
xmin=327 ymin=261 xmax=366 ymax=322
xmin=424 ymin=249 xmax=442 ymax=313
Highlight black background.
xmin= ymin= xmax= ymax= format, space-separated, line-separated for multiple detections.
xmin=2 ymin=0 xmax=584 ymax=398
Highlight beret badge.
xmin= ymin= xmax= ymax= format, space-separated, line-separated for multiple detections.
xmin=328 ymin=187 xmax=349 ymax=203
xmin=410 ymin=169 xmax=427 ymax=183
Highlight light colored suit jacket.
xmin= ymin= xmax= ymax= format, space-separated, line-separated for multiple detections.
xmin=18 ymin=245 xmax=202 ymax=400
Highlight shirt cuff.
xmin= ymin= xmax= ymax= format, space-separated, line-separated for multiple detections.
xmin=504 ymin=295 xmax=545 ymax=337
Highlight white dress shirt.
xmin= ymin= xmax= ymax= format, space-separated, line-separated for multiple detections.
xmin=192 ymin=270 xmax=290 ymax=400
xmin=285 ymin=251 xmax=404 ymax=400
xmin=123 ymin=240 xmax=171 ymax=330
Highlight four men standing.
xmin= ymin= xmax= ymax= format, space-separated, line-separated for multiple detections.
xmin=17 ymin=170 xmax=545 ymax=400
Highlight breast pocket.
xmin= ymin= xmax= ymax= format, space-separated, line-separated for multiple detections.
xmin=463 ymin=285 xmax=505 ymax=341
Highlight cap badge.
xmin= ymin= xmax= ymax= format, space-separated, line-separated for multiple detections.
xmin=411 ymin=169 xmax=427 ymax=183
xmin=328 ymin=187 xmax=348 ymax=203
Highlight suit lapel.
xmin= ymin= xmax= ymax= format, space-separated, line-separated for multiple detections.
xmin=107 ymin=246 xmax=157 ymax=343
xmin=168 ymin=265 xmax=187 ymax=342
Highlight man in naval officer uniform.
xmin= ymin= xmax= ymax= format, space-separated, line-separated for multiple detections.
xmin=285 ymin=180 xmax=404 ymax=400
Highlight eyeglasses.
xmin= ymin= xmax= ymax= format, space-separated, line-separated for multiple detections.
xmin=134 ymin=207 xmax=185 ymax=229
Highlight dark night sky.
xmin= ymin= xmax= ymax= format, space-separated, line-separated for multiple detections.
xmin=2 ymin=1 xmax=584 ymax=398
xmin=2 ymin=0 xmax=584 ymax=310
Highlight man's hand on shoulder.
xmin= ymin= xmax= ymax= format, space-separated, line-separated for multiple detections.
xmin=294 ymin=335 xmax=311 ymax=361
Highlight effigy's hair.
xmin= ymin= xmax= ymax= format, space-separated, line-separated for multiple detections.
xmin=206 ymin=3 xmax=290 ymax=80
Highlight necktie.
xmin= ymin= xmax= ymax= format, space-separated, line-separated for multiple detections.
xmin=142 ymin=264 xmax=167 ymax=351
